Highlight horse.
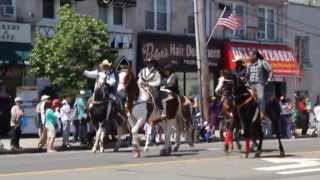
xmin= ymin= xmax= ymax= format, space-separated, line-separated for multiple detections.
xmin=117 ymin=67 xmax=194 ymax=158
xmin=216 ymin=71 xmax=285 ymax=158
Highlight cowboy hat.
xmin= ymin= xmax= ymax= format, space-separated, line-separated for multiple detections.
xmin=100 ymin=59 xmax=112 ymax=67
xmin=14 ymin=97 xmax=22 ymax=102
xmin=145 ymin=58 xmax=157 ymax=63
xmin=41 ymin=95 xmax=50 ymax=101
xmin=232 ymin=55 xmax=244 ymax=62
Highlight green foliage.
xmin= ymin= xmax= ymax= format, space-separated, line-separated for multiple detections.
xmin=30 ymin=4 xmax=116 ymax=89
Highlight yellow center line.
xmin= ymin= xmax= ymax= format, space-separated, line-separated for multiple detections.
xmin=0 ymin=150 xmax=320 ymax=177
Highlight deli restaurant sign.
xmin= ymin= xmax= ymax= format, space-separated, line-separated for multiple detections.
xmin=224 ymin=42 xmax=301 ymax=76
xmin=138 ymin=33 xmax=222 ymax=71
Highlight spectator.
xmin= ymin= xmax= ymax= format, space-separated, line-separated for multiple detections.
xmin=37 ymin=95 xmax=50 ymax=150
xmin=313 ymin=103 xmax=320 ymax=136
xmin=280 ymin=96 xmax=291 ymax=138
xmin=298 ymin=97 xmax=309 ymax=135
xmin=73 ymin=90 xmax=88 ymax=144
xmin=60 ymin=96 xmax=72 ymax=148
xmin=10 ymin=97 xmax=24 ymax=151
xmin=45 ymin=100 xmax=59 ymax=153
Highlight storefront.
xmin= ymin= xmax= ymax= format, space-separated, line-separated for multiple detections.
xmin=223 ymin=40 xmax=301 ymax=98
xmin=0 ymin=21 xmax=32 ymax=96
xmin=0 ymin=21 xmax=32 ymax=134
xmin=137 ymin=33 xmax=223 ymax=97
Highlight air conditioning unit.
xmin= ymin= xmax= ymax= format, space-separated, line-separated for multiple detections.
xmin=4 ymin=5 xmax=14 ymax=16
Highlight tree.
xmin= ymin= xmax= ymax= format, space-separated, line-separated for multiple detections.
xmin=30 ymin=5 xmax=116 ymax=89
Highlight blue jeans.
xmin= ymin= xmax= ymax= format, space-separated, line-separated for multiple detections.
xmin=251 ymin=83 xmax=266 ymax=113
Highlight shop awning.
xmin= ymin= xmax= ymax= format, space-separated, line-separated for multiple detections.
xmin=0 ymin=42 xmax=32 ymax=66
xmin=224 ymin=41 xmax=302 ymax=77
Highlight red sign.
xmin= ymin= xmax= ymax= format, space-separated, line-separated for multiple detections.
xmin=224 ymin=41 xmax=302 ymax=76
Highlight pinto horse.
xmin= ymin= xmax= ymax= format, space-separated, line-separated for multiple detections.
xmin=216 ymin=71 xmax=285 ymax=158
xmin=117 ymin=67 xmax=194 ymax=158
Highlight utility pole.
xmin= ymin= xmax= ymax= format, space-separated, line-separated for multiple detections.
xmin=193 ymin=0 xmax=209 ymax=122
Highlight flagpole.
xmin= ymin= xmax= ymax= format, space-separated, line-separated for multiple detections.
xmin=206 ymin=6 xmax=227 ymax=47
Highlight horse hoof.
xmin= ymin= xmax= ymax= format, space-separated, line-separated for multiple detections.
xmin=133 ymin=150 xmax=141 ymax=158
xmin=100 ymin=148 xmax=104 ymax=153
xmin=92 ymin=148 xmax=97 ymax=153
xmin=280 ymin=151 xmax=285 ymax=157
xmin=144 ymin=148 xmax=149 ymax=152
xmin=173 ymin=146 xmax=179 ymax=152
xmin=113 ymin=148 xmax=119 ymax=152
xmin=254 ymin=152 xmax=261 ymax=158
xmin=242 ymin=153 xmax=249 ymax=158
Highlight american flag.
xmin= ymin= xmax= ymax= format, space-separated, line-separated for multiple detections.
xmin=216 ymin=11 xmax=242 ymax=31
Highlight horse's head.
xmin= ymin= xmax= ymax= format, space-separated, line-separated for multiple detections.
xmin=117 ymin=67 xmax=135 ymax=97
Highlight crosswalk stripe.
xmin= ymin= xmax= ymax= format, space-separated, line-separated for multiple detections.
xmin=278 ymin=168 xmax=320 ymax=175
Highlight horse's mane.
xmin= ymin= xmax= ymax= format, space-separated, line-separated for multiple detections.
xmin=125 ymin=68 xmax=140 ymax=111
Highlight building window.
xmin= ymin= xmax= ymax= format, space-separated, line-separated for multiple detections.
xmin=145 ymin=0 xmax=170 ymax=31
xmin=43 ymin=0 xmax=55 ymax=19
xmin=257 ymin=7 xmax=276 ymax=41
xmin=223 ymin=4 xmax=246 ymax=39
xmin=295 ymin=36 xmax=311 ymax=68
xmin=0 ymin=0 xmax=15 ymax=16
xmin=98 ymin=6 xmax=108 ymax=24
xmin=188 ymin=16 xmax=195 ymax=34
xmin=113 ymin=6 xmax=124 ymax=26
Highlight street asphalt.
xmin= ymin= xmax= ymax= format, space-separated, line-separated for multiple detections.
xmin=0 ymin=137 xmax=320 ymax=180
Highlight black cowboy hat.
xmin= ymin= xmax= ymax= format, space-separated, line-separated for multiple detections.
xmin=253 ymin=50 xmax=264 ymax=60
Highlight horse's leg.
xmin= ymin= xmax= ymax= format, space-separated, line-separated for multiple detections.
xmin=277 ymin=129 xmax=285 ymax=157
xmin=160 ymin=120 xmax=173 ymax=156
xmin=244 ymin=138 xmax=250 ymax=158
xmin=92 ymin=126 xmax=101 ymax=153
xmin=173 ymin=117 xmax=182 ymax=152
xmin=99 ymin=127 xmax=106 ymax=153
xmin=114 ymin=125 xmax=123 ymax=152
xmin=234 ymin=128 xmax=242 ymax=152
xmin=144 ymin=133 xmax=151 ymax=152
xmin=186 ymin=122 xmax=195 ymax=147
xmin=131 ymin=118 xmax=145 ymax=158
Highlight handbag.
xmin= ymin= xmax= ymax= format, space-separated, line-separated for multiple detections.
xmin=20 ymin=116 xmax=28 ymax=128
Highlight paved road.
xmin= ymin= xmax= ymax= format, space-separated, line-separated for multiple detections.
xmin=0 ymin=138 xmax=320 ymax=180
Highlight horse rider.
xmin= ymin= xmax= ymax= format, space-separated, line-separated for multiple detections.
xmin=233 ymin=56 xmax=248 ymax=84
xmin=247 ymin=50 xmax=272 ymax=119
xmin=137 ymin=58 xmax=162 ymax=109
xmin=160 ymin=64 xmax=180 ymax=118
xmin=83 ymin=59 xmax=117 ymax=118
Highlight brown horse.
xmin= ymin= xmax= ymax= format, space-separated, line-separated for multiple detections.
xmin=117 ymin=67 xmax=194 ymax=157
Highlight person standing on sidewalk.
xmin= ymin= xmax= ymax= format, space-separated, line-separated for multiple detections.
xmin=10 ymin=97 xmax=24 ymax=151
xmin=280 ymin=96 xmax=291 ymax=138
xmin=45 ymin=100 xmax=59 ymax=152
xmin=37 ymin=95 xmax=50 ymax=150
xmin=73 ymin=90 xmax=88 ymax=144
xmin=313 ymin=102 xmax=320 ymax=136
xmin=60 ymin=96 xmax=72 ymax=148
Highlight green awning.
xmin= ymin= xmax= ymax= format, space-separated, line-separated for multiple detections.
xmin=0 ymin=42 xmax=32 ymax=66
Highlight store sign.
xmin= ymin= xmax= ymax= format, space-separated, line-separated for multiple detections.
xmin=224 ymin=42 xmax=302 ymax=76
xmin=0 ymin=22 xmax=31 ymax=43
xmin=138 ymin=33 xmax=222 ymax=71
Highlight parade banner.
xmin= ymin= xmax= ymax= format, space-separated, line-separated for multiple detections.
xmin=224 ymin=41 xmax=302 ymax=77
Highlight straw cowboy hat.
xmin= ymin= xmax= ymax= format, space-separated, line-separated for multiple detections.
xmin=14 ymin=97 xmax=22 ymax=102
xmin=41 ymin=95 xmax=50 ymax=101
xmin=232 ymin=55 xmax=244 ymax=62
xmin=100 ymin=59 xmax=112 ymax=68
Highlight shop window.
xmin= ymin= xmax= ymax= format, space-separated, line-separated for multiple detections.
xmin=185 ymin=72 xmax=214 ymax=97
xmin=295 ymin=36 xmax=311 ymax=68
xmin=257 ymin=7 xmax=276 ymax=41
xmin=98 ymin=6 xmax=108 ymax=24
xmin=188 ymin=16 xmax=195 ymax=34
xmin=145 ymin=0 xmax=170 ymax=31
xmin=0 ymin=0 xmax=15 ymax=16
xmin=43 ymin=0 xmax=55 ymax=19
xmin=113 ymin=5 xmax=124 ymax=26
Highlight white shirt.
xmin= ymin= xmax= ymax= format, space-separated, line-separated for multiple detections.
xmin=60 ymin=102 xmax=72 ymax=122
xmin=314 ymin=105 xmax=320 ymax=122
xmin=280 ymin=102 xmax=291 ymax=115
xmin=138 ymin=67 xmax=161 ymax=87
xmin=84 ymin=69 xmax=116 ymax=86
